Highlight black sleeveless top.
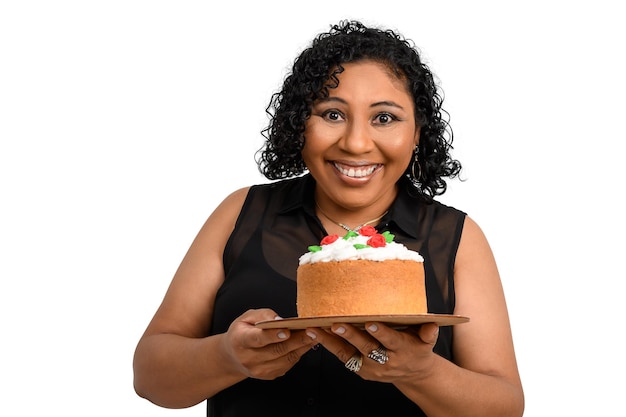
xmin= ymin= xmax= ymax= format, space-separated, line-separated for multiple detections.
xmin=208 ymin=174 xmax=466 ymax=417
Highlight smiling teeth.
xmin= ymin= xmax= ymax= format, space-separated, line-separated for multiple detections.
xmin=335 ymin=164 xmax=377 ymax=178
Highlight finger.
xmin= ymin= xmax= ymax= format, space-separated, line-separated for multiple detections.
xmin=364 ymin=322 xmax=438 ymax=350
xmin=244 ymin=343 xmax=311 ymax=381
xmin=362 ymin=322 xmax=399 ymax=350
xmin=238 ymin=325 xmax=291 ymax=349
xmin=235 ymin=310 xmax=292 ymax=348
xmin=417 ymin=322 xmax=439 ymax=345
xmin=305 ymin=327 xmax=359 ymax=363
xmin=241 ymin=332 xmax=316 ymax=380
xmin=240 ymin=308 xmax=283 ymax=325
xmin=330 ymin=324 xmax=380 ymax=358
xmin=269 ymin=330 xmax=317 ymax=358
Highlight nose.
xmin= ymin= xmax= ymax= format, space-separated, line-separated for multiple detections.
xmin=338 ymin=118 xmax=374 ymax=154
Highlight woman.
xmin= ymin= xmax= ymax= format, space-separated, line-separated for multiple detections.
xmin=133 ymin=20 xmax=524 ymax=417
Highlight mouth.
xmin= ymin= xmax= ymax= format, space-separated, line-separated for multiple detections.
xmin=333 ymin=162 xmax=380 ymax=178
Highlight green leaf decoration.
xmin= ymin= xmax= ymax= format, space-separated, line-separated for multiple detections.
xmin=343 ymin=230 xmax=359 ymax=239
xmin=353 ymin=244 xmax=370 ymax=250
xmin=308 ymin=245 xmax=322 ymax=252
xmin=382 ymin=231 xmax=395 ymax=243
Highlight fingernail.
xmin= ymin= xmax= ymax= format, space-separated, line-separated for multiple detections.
xmin=306 ymin=331 xmax=317 ymax=340
xmin=277 ymin=331 xmax=287 ymax=339
xmin=274 ymin=316 xmax=283 ymax=320
xmin=333 ymin=326 xmax=346 ymax=335
xmin=367 ymin=324 xmax=378 ymax=332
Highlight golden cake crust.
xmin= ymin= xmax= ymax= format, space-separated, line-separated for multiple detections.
xmin=296 ymin=259 xmax=426 ymax=317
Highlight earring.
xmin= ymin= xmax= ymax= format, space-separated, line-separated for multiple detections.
xmin=410 ymin=146 xmax=422 ymax=182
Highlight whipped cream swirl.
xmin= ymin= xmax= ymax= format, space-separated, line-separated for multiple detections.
xmin=299 ymin=233 xmax=424 ymax=265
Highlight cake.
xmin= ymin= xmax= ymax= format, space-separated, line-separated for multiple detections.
xmin=296 ymin=226 xmax=426 ymax=317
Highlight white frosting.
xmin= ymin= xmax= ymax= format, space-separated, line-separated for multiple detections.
xmin=299 ymin=233 xmax=424 ymax=265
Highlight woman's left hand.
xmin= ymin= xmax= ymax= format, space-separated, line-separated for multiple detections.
xmin=305 ymin=322 xmax=439 ymax=383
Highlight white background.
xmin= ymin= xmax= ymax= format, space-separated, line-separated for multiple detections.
xmin=1 ymin=1 xmax=624 ymax=415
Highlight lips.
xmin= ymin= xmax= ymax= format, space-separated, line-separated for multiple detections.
xmin=333 ymin=162 xmax=379 ymax=178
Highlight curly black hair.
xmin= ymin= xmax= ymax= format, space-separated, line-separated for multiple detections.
xmin=255 ymin=20 xmax=462 ymax=201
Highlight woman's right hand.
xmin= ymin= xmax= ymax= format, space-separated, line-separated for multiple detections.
xmin=134 ymin=189 xmax=315 ymax=407
xmin=220 ymin=308 xmax=316 ymax=380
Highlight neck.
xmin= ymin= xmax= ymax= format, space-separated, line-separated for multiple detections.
xmin=315 ymin=202 xmax=388 ymax=233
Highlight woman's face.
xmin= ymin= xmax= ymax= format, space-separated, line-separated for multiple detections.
xmin=302 ymin=60 xmax=419 ymax=213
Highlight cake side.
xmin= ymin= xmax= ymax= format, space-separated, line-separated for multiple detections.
xmin=296 ymin=259 xmax=426 ymax=317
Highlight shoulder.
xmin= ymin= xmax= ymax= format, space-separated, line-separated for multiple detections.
xmin=218 ymin=176 xmax=303 ymax=210
xmin=397 ymin=179 xmax=466 ymax=223
xmin=243 ymin=176 xmax=310 ymax=211
xmin=213 ymin=186 xmax=251 ymax=219
xmin=214 ymin=176 xmax=308 ymax=226
xmin=458 ymin=216 xmax=490 ymax=254
xmin=413 ymin=197 xmax=467 ymax=236
xmin=455 ymin=215 xmax=497 ymax=280
xmin=427 ymin=198 xmax=466 ymax=218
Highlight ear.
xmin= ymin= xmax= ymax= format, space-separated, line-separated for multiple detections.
xmin=413 ymin=127 xmax=421 ymax=147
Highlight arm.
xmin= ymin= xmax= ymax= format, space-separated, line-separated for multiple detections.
xmin=307 ymin=215 xmax=524 ymax=416
xmin=392 ymin=215 xmax=524 ymax=416
xmin=132 ymin=187 xmax=315 ymax=408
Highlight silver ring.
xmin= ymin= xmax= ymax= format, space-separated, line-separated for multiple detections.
xmin=367 ymin=346 xmax=389 ymax=365
xmin=344 ymin=353 xmax=363 ymax=372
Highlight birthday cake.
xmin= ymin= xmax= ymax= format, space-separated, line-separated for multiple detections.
xmin=296 ymin=226 xmax=426 ymax=317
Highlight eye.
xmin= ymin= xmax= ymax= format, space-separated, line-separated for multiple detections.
xmin=374 ymin=112 xmax=397 ymax=125
xmin=322 ymin=110 xmax=344 ymax=122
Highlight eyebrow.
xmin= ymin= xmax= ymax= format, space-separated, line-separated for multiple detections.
xmin=372 ymin=100 xmax=405 ymax=110
xmin=316 ymin=96 xmax=406 ymax=111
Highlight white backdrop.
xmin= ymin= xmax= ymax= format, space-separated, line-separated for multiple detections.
xmin=1 ymin=1 xmax=624 ymax=415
